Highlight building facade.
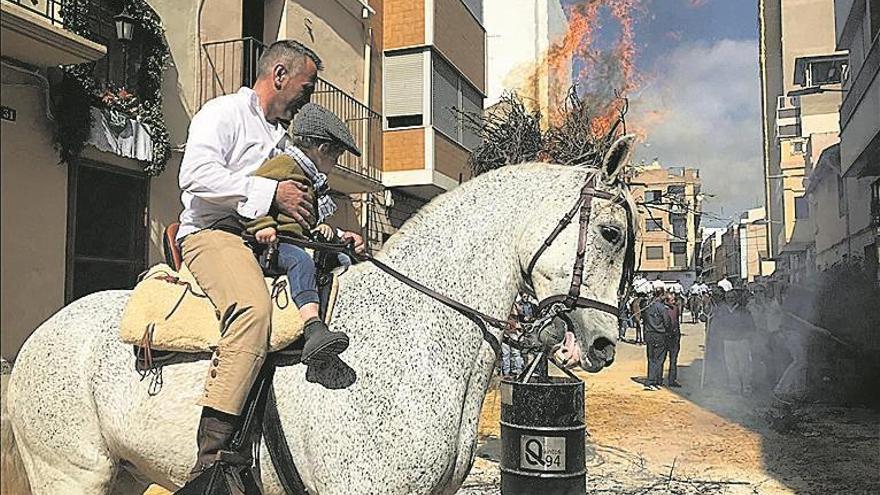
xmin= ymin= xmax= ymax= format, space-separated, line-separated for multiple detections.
xmin=1 ymin=0 xmax=390 ymax=359
xmin=759 ymin=0 xmax=844 ymax=260
xmin=629 ymin=162 xmax=703 ymax=287
xmin=831 ymin=0 xmax=880 ymax=280
xmin=483 ymin=0 xmax=569 ymax=121
xmin=370 ymin=0 xmax=485 ymax=245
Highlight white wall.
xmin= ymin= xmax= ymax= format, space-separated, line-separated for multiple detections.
xmin=484 ymin=0 xmax=568 ymax=110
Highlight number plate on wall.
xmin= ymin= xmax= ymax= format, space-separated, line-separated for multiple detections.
xmin=520 ymin=435 xmax=566 ymax=472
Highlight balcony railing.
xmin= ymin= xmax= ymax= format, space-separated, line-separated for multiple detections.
xmin=4 ymin=0 xmax=66 ymax=27
xmin=200 ymin=37 xmax=381 ymax=183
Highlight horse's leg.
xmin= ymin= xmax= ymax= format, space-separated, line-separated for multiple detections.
xmin=447 ymin=346 xmax=496 ymax=494
xmin=11 ymin=421 xmax=116 ymax=495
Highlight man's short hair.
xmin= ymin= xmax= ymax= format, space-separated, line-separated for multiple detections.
xmin=291 ymin=134 xmax=342 ymax=152
xmin=257 ymin=40 xmax=324 ymax=79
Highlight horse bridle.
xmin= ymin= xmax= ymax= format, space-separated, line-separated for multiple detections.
xmin=520 ymin=173 xmax=635 ymax=346
xmin=263 ymin=171 xmax=635 ymax=358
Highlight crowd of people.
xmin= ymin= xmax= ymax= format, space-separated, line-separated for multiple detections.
xmin=618 ymin=277 xmax=810 ymax=399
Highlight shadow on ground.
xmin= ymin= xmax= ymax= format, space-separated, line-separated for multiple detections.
xmin=669 ymin=359 xmax=880 ymax=494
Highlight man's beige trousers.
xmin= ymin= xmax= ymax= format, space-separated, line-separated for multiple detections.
xmin=181 ymin=229 xmax=271 ymax=415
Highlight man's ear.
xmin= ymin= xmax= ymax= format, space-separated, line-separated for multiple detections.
xmin=273 ymin=63 xmax=287 ymax=89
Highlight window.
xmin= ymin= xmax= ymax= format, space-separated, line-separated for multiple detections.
xmin=670 ymin=242 xmax=687 ymax=268
xmin=646 ymin=246 xmax=664 ymax=260
xmin=644 ymin=190 xmax=662 ymax=204
xmin=837 ymin=175 xmax=848 ymax=217
xmin=646 ymin=217 xmax=664 ymax=231
xmin=384 ymin=52 xmax=425 ymax=129
xmin=671 ymin=214 xmax=687 ymax=238
xmin=793 ymin=55 xmax=848 ymax=87
xmin=778 ymin=124 xmax=801 ymax=139
xmin=432 ymin=55 xmax=484 ymax=150
xmin=794 ymin=196 xmax=810 ymax=219
xmin=792 ymin=141 xmax=805 ymax=154
xmin=871 ymin=179 xmax=880 ymax=226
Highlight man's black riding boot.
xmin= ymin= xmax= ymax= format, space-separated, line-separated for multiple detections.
xmin=188 ymin=407 xmax=239 ymax=481
xmin=301 ymin=318 xmax=349 ymax=365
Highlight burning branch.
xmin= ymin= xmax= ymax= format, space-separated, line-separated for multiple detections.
xmin=454 ymin=87 xmax=628 ymax=176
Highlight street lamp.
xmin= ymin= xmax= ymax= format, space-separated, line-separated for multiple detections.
xmin=114 ymin=6 xmax=136 ymax=88
xmin=114 ymin=6 xmax=136 ymax=43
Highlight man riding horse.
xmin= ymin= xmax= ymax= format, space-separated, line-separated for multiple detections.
xmin=175 ymin=40 xmax=363 ymax=478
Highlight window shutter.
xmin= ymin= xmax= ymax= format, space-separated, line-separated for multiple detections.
xmin=385 ymin=53 xmax=424 ymax=117
xmin=432 ymin=56 xmax=459 ymax=139
xmin=461 ymin=82 xmax=483 ymax=150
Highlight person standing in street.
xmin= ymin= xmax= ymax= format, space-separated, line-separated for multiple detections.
xmin=665 ymin=292 xmax=683 ymax=387
xmin=711 ymin=285 xmax=757 ymax=395
xmin=642 ymin=287 xmax=673 ymax=390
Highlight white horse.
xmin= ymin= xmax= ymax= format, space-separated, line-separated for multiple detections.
xmin=2 ymin=140 xmax=635 ymax=495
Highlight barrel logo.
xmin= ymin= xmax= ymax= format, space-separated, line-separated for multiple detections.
xmin=520 ymin=435 xmax=566 ymax=471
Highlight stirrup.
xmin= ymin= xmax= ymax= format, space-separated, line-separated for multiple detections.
xmin=175 ymin=457 xmax=261 ymax=495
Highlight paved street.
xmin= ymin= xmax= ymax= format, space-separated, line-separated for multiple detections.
xmin=466 ymin=320 xmax=880 ymax=494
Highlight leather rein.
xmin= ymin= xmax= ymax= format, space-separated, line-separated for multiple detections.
xmin=255 ymin=172 xmax=633 ymax=358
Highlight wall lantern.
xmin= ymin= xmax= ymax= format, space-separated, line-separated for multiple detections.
xmin=114 ymin=6 xmax=136 ymax=43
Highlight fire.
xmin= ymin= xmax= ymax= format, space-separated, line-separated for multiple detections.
xmin=533 ymin=0 xmax=642 ymax=135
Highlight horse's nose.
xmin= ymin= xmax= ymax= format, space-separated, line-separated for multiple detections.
xmin=588 ymin=337 xmax=615 ymax=366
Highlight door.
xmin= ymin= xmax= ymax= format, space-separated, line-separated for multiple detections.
xmin=66 ymin=161 xmax=149 ymax=303
xmin=241 ymin=0 xmax=265 ymax=86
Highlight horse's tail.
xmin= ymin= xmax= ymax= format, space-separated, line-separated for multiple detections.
xmin=1 ymin=373 xmax=32 ymax=495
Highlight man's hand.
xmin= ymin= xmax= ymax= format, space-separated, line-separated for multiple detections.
xmin=274 ymin=180 xmax=313 ymax=229
xmin=255 ymin=227 xmax=277 ymax=244
xmin=313 ymin=224 xmax=336 ymax=241
xmin=339 ymin=231 xmax=366 ymax=254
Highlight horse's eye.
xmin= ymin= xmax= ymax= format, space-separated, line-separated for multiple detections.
xmin=600 ymin=225 xmax=622 ymax=244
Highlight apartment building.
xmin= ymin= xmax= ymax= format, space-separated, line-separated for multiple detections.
xmin=380 ymin=0 xmax=484 ymax=194
xmin=830 ymin=0 xmax=879 ymax=279
xmin=758 ymin=0 xmax=844 ymax=261
xmin=629 ymin=162 xmax=703 ymax=286
xmin=1 ymin=0 xmax=384 ymax=359
xmin=699 ymin=228 xmax=726 ymax=283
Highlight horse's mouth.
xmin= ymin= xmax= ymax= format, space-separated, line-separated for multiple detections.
xmin=553 ymin=333 xmax=616 ymax=373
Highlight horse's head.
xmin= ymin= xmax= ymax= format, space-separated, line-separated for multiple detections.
xmin=520 ymin=135 xmax=636 ymax=372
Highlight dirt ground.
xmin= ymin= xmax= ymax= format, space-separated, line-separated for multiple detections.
xmin=462 ymin=320 xmax=880 ymax=494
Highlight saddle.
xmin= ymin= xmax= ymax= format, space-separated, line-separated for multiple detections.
xmin=124 ymin=224 xmax=340 ymax=371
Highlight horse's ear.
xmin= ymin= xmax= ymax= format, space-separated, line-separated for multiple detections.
xmin=601 ymin=134 xmax=635 ymax=185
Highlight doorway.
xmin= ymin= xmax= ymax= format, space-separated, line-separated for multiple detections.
xmin=66 ymin=160 xmax=149 ymax=303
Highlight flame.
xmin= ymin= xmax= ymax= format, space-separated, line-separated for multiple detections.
xmin=505 ymin=1 xmax=642 ymax=136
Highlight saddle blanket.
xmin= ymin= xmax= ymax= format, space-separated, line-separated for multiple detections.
xmin=120 ymin=263 xmax=320 ymax=354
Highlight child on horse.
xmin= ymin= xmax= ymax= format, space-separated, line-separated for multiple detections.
xmin=246 ymin=102 xmax=366 ymax=366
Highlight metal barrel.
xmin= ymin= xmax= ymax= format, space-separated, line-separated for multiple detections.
xmin=500 ymin=376 xmax=586 ymax=495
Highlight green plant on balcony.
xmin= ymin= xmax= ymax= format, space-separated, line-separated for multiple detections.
xmin=55 ymin=0 xmax=170 ymax=175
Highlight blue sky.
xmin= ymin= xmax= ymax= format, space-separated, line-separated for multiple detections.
xmin=563 ymin=0 xmax=764 ymax=227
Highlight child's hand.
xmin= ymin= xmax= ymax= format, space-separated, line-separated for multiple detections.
xmin=255 ymin=227 xmax=277 ymax=244
xmin=313 ymin=224 xmax=336 ymax=241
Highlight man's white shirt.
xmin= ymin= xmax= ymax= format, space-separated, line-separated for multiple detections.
xmin=177 ymin=87 xmax=287 ymax=239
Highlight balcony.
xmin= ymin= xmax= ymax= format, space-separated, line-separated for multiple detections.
xmin=775 ymin=95 xmax=802 ymax=141
xmin=1 ymin=0 xmax=106 ymax=67
xmin=199 ymin=37 xmax=382 ymax=193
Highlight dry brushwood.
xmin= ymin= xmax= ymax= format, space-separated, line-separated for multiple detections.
xmin=544 ymin=87 xmax=627 ymax=167
xmin=454 ymin=87 xmax=627 ymax=177
xmin=455 ymin=92 xmax=544 ymax=176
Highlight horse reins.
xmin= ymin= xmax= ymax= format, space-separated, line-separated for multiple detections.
xmin=254 ymin=172 xmax=634 ymax=358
